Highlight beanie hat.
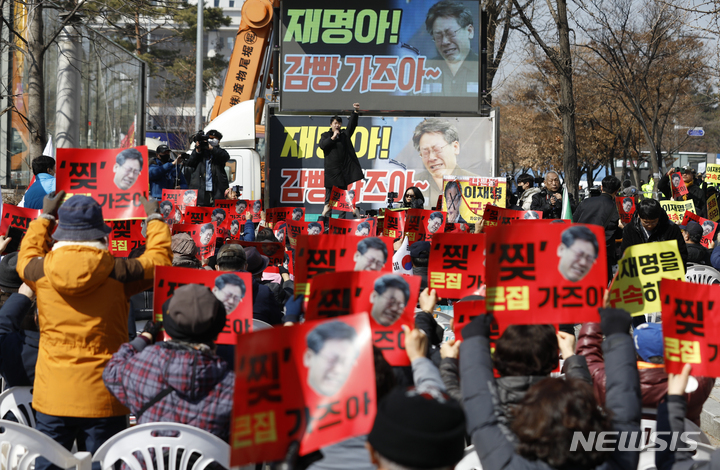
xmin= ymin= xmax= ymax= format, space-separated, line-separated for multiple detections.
xmin=0 ymin=252 xmax=23 ymax=292
xmin=217 ymin=243 xmax=247 ymax=267
xmin=163 ymin=284 xmax=226 ymax=344
xmin=633 ymin=323 xmax=664 ymax=362
xmin=53 ymin=195 xmax=112 ymax=241
xmin=368 ymin=387 xmax=466 ymax=469
xmin=244 ymin=247 xmax=269 ymax=276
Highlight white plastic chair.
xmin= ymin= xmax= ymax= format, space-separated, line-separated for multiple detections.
xmin=0 ymin=419 xmax=91 ymax=470
xmin=0 ymin=386 xmax=35 ymax=427
xmin=685 ymin=265 xmax=720 ymax=285
xmin=92 ymin=422 xmax=230 ymax=470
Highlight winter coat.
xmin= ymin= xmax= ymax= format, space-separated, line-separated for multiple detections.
xmin=17 ymin=216 xmax=172 ymax=417
xmin=620 ymin=210 xmax=688 ymax=268
xmin=103 ymin=338 xmax=234 ymax=441
xmin=575 ymin=323 xmax=712 ymax=426
xmin=687 ymin=243 xmax=711 ymax=266
xmin=0 ymin=293 xmax=39 ymax=387
xmin=186 ymin=146 xmax=230 ymax=204
xmin=517 ymin=187 xmax=541 ymax=211
xmin=148 ymin=157 xmax=187 ymax=199
xmin=318 ymin=111 xmax=364 ymax=190
xmin=712 ymin=244 xmax=720 ymax=271
xmin=24 ymin=173 xmax=56 ymax=210
xmin=658 ymin=175 xmax=707 ymax=218
xmin=252 ymin=279 xmax=283 ymax=325
xmin=530 ymin=188 xmax=576 ymax=219
xmin=573 ymin=192 xmax=620 ymax=271
xmin=461 ymin=332 xmax=641 ymax=470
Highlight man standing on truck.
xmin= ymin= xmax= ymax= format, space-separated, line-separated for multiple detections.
xmin=319 ymin=103 xmax=364 ymax=221
xmin=186 ymin=130 xmax=230 ymax=207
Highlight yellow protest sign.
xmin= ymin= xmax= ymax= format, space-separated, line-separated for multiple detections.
xmin=608 ymin=240 xmax=685 ymax=316
xmin=706 ymin=164 xmax=720 ymax=187
xmin=660 ymin=200 xmax=696 ymax=224
xmin=708 ymin=193 xmax=719 ymax=223
xmin=442 ymin=176 xmax=507 ymax=224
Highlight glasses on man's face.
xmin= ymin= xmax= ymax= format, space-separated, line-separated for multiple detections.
xmin=361 ymin=254 xmax=385 ymax=269
xmin=419 ymin=142 xmax=450 ymax=159
xmin=567 ymin=247 xmax=595 ymax=264
xmin=431 ymin=26 xmax=463 ymax=43
xmin=121 ymin=165 xmax=142 ymax=176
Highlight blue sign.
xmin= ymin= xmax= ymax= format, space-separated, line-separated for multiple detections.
xmin=688 ymin=128 xmax=705 ymax=137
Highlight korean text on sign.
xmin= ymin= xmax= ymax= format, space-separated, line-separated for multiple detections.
xmin=660 ymin=200 xmax=696 ymax=224
xmin=442 ymin=176 xmax=506 ymax=224
xmin=428 ymin=233 xmax=486 ymax=299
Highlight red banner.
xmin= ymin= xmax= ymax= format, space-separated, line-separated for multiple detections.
xmin=661 ymin=279 xmax=720 ymax=376
xmin=267 ymin=207 xmax=305 ymax=226
xmin=305 ymin=271 xmax=421 ymax=366
xmin=172 ymin=222 xmax=217 ymax=261
xmin=485 ymin=223 xmax=606 ymax=323
xmin=230 ymin=314 xmax=375 ymax=465
xmin=405 ymin=209 xmax=446 ymax=245
xmin=671 ymin=172 xmax=689 ymax=199
xmin=182 ymin=206 xmax=213 ymax=225
xmin=328 ymin=186 xmax=356 ymax=212
xmin=157 ymin=200 xmax=178 ymax=226
xmin=286 ymin=220 xmax=324 ymax=248
xmin=616 ymin=197 xmax=636 ymax=225
xmin=108 ymin=220 xmax=146 ymax=257
xmin=680 ymin=211 xmax=718 ymax=249
xmin=382 ymin=209 xmax=407 ymax=240
xmin=56 ymin=147 xmax=149 ymax=220
xmin=428 ymin=233 xmax=486 ymax=298
xmin=161 ymin=189 xmax=197 ymax=215
xmin=274 ymin=221 xmax=288 ymax=245
xmin=294 ymin=235 xmax=394 ymax=296
xmin=153 ymin=266 xmax=253 ymax=345
xmin=328 ymin=218 xmax=377 ymax=236
xmin=483 ymin=204 xmax=543 ymax=230
xmin=227 ymin=240 xmax=286 ymax=266
xmin=0 ymin=205 xmax=41 ymax=253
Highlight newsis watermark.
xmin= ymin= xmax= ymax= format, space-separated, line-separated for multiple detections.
xmin=570 ymin=431 xmax=701 ymax=452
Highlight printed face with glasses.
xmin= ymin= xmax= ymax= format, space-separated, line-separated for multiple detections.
xmin=430 ymin=16 xmax=474 ymax=65
xmin=418 ymin=132 xmax=459 ymax=179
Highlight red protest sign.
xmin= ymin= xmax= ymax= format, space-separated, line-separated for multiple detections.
xmin=108 ymin=220 xmax=146 ymax=256
xmin=405 ymin=209 xmax=446 ymax=245
xmin=227 ymin=200 xmax=263 ymax=223
xmin=286 ymin=220 xmax=324 ymax=248
xmin=172 ymin=222 xmax=216 ymax=261
xmin=267 ymin=207 xmax=305 ymax=226
xmin=329 ymin=218 xmax=377 ymax=236
xmin=230 ymin=314 xmax=375 ymax=465
xmin=485 ymin=223 xmax=606 ymax=323
xmin=153 ymin=266 xmax=253 ymax=344
xmin=671 ymin=172 xmax=689 ymax=199
xmin=56 ymin=147 xmax=148 ymax=220
xmin=274 ymin=221 xmax=288 ymax=245
xmin=428 ymin=233 xmax=486 ymax=298
xmin=228 ymin=240 xmax=286 ymax=266
xmin=661 ymin=279 xmax=720 ymax=376
xmin=483 ymin=204 xmax=542 ymax=230
xmin=382 ymin=209 xmax=407 ymax=240
xmin=328 ymin=186 xmax=356 ymax=212
xmin=616 ymin=197 xmax=636 ymax=225
xmin=0 ymin=205 xmax=41 ymax=253
xmin=157 ymin=200 xmax=178 ymax=226
xmin=162 ymin=189 xmax=197 ymax=214
xmin=305 ymin=271 xmax=421 ymax=366
xmin=294 ymin=235 xmax=394 ymax=296
xmin=183 ymin=206 xmax=213 ymax=225
xmin=453 ymin=299 xmax=486 ymax=342
xmin=680 ymin=211 xmax=718 ymax=249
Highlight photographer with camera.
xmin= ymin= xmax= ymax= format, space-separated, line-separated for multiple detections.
xmin=186 ymin=130 xmax=230 ymax=207
xmin=149 ymin=145 xmax=188 ymax=199
xmin=530 ymin=171 xmax=576 ymax=219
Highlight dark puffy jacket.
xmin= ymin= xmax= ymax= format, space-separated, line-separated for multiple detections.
xmin=686 ymin=243 xmax=711 ymax=266
xmin=621 ymin=210 xmax=688 ymax=268
xmin=573 ymin=192 xmax=620 ymax=275
xmin=0 ymin=293 xmax=39 ymax=387
xmin=658 ymin=174 xmax=707 ymax=218
xmin=148 ymin=157 xmax=187 ymax=199
xmin=318 ymin=111 xmax=364 ymax=190
xmin=576 ymin=323 xmax=712 ymax=426
xmin=530 ymin=188 xmax=576 ymax=219
xmin=252 ymin=279 xmax=283 ymax=325
xmin=461 ymin=330 xmax=641 ymax=470
xmin=186 ymin=146 xmax=230 ymax=204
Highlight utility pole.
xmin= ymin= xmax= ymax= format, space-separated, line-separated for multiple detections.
xmin=195 ymin=0 xmax=203 ymax=131
xmin=55 ymin=13 xmax=82 ymax=148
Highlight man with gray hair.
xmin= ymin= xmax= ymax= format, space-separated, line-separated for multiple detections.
xmin=412 ymin=118 xmax=476 ymax=205
xmin=530 ymin=171 xmax=576 ymax=219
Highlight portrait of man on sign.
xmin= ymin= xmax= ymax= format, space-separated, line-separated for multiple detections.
xmin=427 ymin=212 xmax=444 ymax=233
xmin=183 ymin=190 xmax=197 ymax=206
xmin=212 ymin=273 xmax=245 ymax=314
xmin=199 ymin=223 xmax=215 ymax=246
xmin=307 ymin=222 xmax=323 ymax=235
xmin=523 ymin=211 xmax=540 ymax=220
xmin=354 ymin=237 xmax=388 ymax=271
xmin=292 ymin=208 xmax=303 ymax=221
xmin=557 ymin=226 xmax=599 ymax=282
xmin=444 ymin=180 xmax=465 ymax=224
xmin=235 ymin=200 xmax=247 ymax=215
xmin=304 ymin=321 xmax=359 ymax=397
xmin=230 ymin=219 xmax=240 ymax=237
xmin=370 ymin=275 xmax=411 ymax=327
xmin=113 ymin=148 xmax=143 ymax=190
xmin=355 ymin=222 xmax=371 ymax=237
xmin=622 ymin=198 xmax=634 ymax=214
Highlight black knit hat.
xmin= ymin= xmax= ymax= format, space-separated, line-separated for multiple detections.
xmin=162 ymin=284 xmax=226 ymax=344
xmin=368 ymin=387 xmax=466 ymax=469
xmin=0 ymin=252 xmax=23 ymax=293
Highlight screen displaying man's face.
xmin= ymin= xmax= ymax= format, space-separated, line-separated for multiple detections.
xmin=304 ymin=339 xmax=357 ymax=397
xmin=557 ymin=238 xmax=597 ymax=282
xmin=113 ymin=158 xmax=141 ymax=190
xmin=200 ymin=227 xmax=214 ymax=246
xmin=427 ymin=216 xmax=443 ymax=233
xmin=370 ymin=287 xmax=408 ymax=326
xmin=184 ymin=192 xmax=197 ymax=205
xmin=354 ymin=247 xmax=386 ymax=271
xmin=213 ymin=281 xmax=244 ymax=313
xmin=430 ymin=15 xmax=474 ymax=66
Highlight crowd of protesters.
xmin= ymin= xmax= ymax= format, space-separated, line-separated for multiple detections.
xmin=1 ymin=153 xmax=720 ymax=470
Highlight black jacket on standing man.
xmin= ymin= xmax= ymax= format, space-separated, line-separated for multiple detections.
xmin=319 ymin=111 xmax=364 ymax=190
xmin=621 ymin=210 xmax=688 ymax=268
xmin=573 ymin=192 xmax=620 ymax=280
xmin=530 ymin=188 xmax=576 ymax=219
xmin=186 ymin=145 xmax=230 ymax=206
